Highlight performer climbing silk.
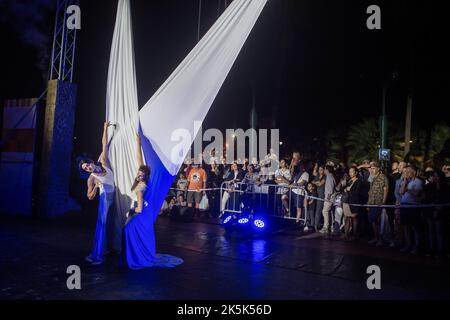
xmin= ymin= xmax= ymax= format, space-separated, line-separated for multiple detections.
xmin=80 ymin=121 xmax=115 ymax=265
xmin=123 ymin=133 xmax=183 ymax=269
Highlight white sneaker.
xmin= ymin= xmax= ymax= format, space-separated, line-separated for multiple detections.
xmin=303 ymin=226 xmax=309 ymax=232
xmin=319 ymin=228 xmax=329 ymax=234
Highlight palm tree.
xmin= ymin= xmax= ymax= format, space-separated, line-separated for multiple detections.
xmin=345 ymin=119 xmax=380 ymax=164
xmin=326 ymin=119 xmax=447 ymax=168
xmin=430 ymin=123 xmax=450 ymax=159
xmin=430 ymin=123 xmax=450 ymax=168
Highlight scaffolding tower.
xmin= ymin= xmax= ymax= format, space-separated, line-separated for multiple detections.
xmin=49 ymin=0 xmax=79 ymax=82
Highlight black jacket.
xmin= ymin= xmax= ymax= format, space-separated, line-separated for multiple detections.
xmin=346 ymin=178 xmax=363 ymax=213
xmin=223 ymin=169 xmax=244 ymax=183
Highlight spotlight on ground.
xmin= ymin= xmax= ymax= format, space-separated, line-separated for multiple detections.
xmin=252 ymin=216 xmax=267 ymax=233
xmin=221 ymin=212 xmax=235 ymax=226
xmin=238 ymin=217 xmax=249 ymax=225
xmin=223 ymin=215 xmax=233 ymax=224
xmin=254 ymin=219 xmax=265 ymax=228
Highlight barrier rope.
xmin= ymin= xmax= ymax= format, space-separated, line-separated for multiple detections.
xmin=170 ymin=184 xmax=450 ymax=209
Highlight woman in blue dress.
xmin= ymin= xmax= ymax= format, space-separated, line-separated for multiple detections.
xmin=123 ymin=133 xmax=183 ymax=269
xmin=79 ymin=121 xmax=115 ymax=265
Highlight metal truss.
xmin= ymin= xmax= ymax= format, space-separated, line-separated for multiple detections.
xmin=49 ymin=0 xmax=79 ymax=82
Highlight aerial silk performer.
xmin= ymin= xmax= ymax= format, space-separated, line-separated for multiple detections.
xmin=79 ymin=121 xmax=115 ymax=265
xmin=123 ymin=133 xmax=184 ymax=268
xmin=108 ymin=0 xmax=268 ymax=269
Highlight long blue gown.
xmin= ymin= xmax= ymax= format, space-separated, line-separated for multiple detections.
xmin=89 ymin=190 xmax=114 ymax=262
xmin=123 ymin=133 xmax=183 ymax=270
xmin=87 ymin=167 xmax=115 ymax=264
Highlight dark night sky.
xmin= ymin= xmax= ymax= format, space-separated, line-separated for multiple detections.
xmin=1 ymin=0 xmax=450 ymax=159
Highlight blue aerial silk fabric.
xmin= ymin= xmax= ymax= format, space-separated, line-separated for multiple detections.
xmin=120 ymin=0 xmax=267 ymax=269
xmin=123 ymin=129 xmax=184 ymax=270
xmin=89 ymin=191 xmax=114 ymax=263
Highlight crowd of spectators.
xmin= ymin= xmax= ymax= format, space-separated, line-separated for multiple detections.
xmin=162 ymin=150 xmax=450 ymax=257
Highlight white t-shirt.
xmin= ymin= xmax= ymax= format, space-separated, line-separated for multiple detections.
xmin=177 ymin=178 xmax=188 ymax=190
xmin=209 ymin=156 xmax=219 ymax=165
xmin=292 ymin=171 xmax=309 ymax=195
xmin=275 ymin=168 xmax=292 ymax=194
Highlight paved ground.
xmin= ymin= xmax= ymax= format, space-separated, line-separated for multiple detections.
xmin=1 ymin=211 xmax=449 ymax=300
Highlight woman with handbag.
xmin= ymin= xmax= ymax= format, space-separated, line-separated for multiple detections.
xmin=342 ymin=166 xmax=363 ymax=240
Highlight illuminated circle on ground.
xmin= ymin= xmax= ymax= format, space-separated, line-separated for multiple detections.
xmin=254 ymin=219 xmax=265 ymax=228
xmin=238 ymin=218 xmax=249 ymax=224
xmin=223 ymin=216 xmax=232 ymax=224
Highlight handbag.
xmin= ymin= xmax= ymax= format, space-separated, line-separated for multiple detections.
xmin=333 ymin=193 xmax=342 ymax=207
xmin=199 ymin=194 xmax=210 ymax=211
xmin=380 ymin=209 xmax=392 ymax=242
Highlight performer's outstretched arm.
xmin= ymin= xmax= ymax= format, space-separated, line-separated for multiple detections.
xmin=99 ymin=121 xmax=112 ymax=167
xmin=136 ymin=133 xmax=144 ymax=168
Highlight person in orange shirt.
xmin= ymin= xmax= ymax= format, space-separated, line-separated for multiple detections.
xmin=186 ymin=164 xmax=207 ymax=213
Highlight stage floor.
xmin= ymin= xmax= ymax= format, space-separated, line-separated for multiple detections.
xmin=1 ymin=212 xmax=449 ymax=300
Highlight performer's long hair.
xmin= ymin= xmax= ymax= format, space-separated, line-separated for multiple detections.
xmin=78 ymin=158 xmax=106 ymax=175
xmin=131 ymin=165 xmax=151 ymax=192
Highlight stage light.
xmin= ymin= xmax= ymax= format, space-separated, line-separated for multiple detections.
xmin=251 ymin=215 xmax=267 ymax=233
xmin=254 ymin=219 xmax=265 ymax=229
xmin=238 ymin=217 xmax=249 ymax=224
xmin=223 ymin=215 xmax=232 ymax=224
xmin=221 ymin=211 xmax=236 ymax=226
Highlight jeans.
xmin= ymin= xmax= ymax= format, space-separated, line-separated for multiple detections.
xmin=314 ymin=199 xmax=324 ymax=230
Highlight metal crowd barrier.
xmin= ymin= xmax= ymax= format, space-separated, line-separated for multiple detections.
xmin=168 ymin=182 xmax=450 ymax=228
xmin=168 ymin=183 xmax=311 ymax=223
xmin=219 ymin=181 xmax=313 ymax=225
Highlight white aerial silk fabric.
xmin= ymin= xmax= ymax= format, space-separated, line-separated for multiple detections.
xmin=105 ymin=0 xmax=140 ymax=251
xmin=105 ymin=0 xmax=267 ymax=254
xmin=139 ymin=0 xmax=268 ymax=176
